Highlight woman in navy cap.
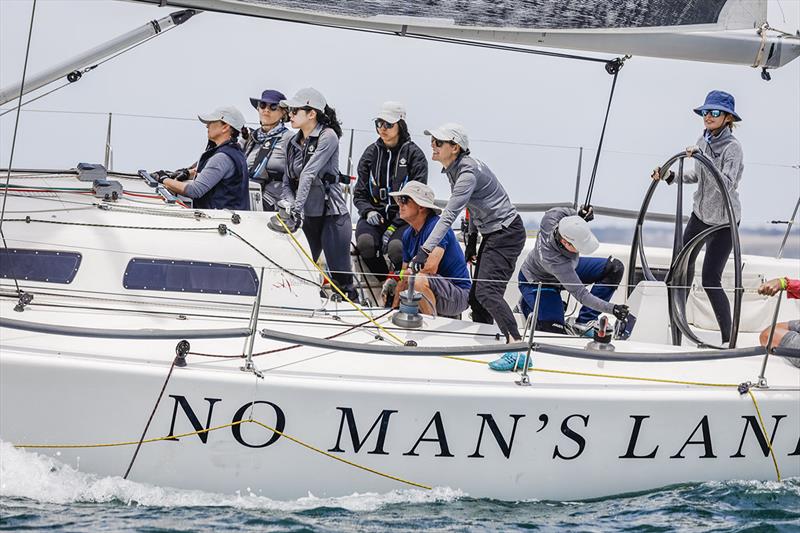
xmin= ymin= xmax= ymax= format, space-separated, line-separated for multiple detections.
xmin=243 ymin=89 xmax=294 ymax=211
xmin=652 ymin=90 xmax=744 ymax=344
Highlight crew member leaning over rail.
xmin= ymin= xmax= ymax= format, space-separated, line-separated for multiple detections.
xmin=410 ymin=123 xmax=526 ymax=349
xmin=389 ymin=181 xmax=471 ymax=318
xmin=279 ymin=87 xmax=356 ymax=299
xmin=652 ymin=90 xmax=744 ymax=345
xmin=354 ymin=101 xmax=428 ymax=280
xmin=758 ymin=277 xmax=800 ymax=368
xmin=159 ymin=106 xmax=249 ymax=210
xmin=243 ymin=89 xmax=294 ymax=211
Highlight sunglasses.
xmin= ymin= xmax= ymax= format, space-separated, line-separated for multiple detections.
xmin=375 ymin=119 xmax=395 ymax=130
xmin=289 ymin=107 xmax=312 ymax=116
xmin=258 ymin=102 xmax=280 ymax=111
xmin=700 ymin=109 xmax=724 ymax=118
xmin=431 ymin=138 xmax=454 ymax=148
xmin=396 ymin=195 xmax=411 ymax=205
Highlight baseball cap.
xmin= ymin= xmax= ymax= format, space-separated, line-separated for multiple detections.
xmin=389 ymin=181 xmax=442 ymax=214
xmin=558 ymin=215 xmax=599 ymax=254
xmin=424 ymin=122 xmax=469 ymax=151
xmin=280 ymin=87 xmax=327 ymax=112
xmin=198 ymin=106 xmax=246 ymax=131
xmin=376 ymin=101 xmax=406 ymax=123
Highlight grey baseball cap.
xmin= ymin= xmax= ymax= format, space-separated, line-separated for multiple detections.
xmin=558 ymin=215 xmax=599 ymax=254
xmin=198 ymin=106 xmax=246 ymax=131
xmin=389 ymin=181 xmax=442 ymax=214
xmin=424 ymin=122 xmax=469 ymax=151
xmin=376 ymin=101 xmax=406 ymax=123
xmin=280 ymin=87 xmax=327 ymax=112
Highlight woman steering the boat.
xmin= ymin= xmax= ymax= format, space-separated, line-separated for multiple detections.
xmin=412 ymin=123 xmax=526 ymax=350
xmin=652 ymin=90 xmax=744 ymax=344
xmin=279 ymin=87 xmax=356 ymax=300
xmin=243 ymin=89 xmax=294 ymax=211
xmin=353 ymin=101 xmax=428 ymax=280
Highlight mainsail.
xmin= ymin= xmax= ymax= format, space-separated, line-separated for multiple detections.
xmin=127 ymin=0 xmax=799 ymax=69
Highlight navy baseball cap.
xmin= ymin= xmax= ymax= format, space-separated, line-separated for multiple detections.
xmin=250 ymin=89 xmax=286 ymax=109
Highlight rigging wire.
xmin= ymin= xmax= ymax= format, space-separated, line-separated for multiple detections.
xmin=1 ymin=0 xmax=38 ymax=296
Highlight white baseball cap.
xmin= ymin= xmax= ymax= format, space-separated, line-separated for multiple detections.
xmin=376 ymin=101 xmax=406 ymax=123
xmin=424 ymin=122 xmax=469 ymax=151
xmin=558 ymin=215 xmax=599 ymax=254
xmin=280 ymin=87 xmax=327 ymax=112
xmin=198 ymin=106 xmax=246 ymax=131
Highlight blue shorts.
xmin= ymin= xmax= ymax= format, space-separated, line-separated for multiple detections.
xmin=427 ymin=274 xmax=470 ymax=318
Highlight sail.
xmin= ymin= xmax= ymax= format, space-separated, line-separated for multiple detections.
xmin=128 ymin=0 xmax=798 ymax=68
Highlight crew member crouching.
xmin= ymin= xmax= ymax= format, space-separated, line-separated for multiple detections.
xmin=518 ymin=207 xmax=629 ymax=335
xmin=390 ymin=182 xmax=471 ymax=317
xmin=161 ymin=106 xmax=250 ymax=210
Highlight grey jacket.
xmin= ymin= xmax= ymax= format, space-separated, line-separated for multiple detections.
xmin=243 ymin=123 xmax=294 ymax=208
xmin=520 ymin=207 xmax=615 ymax=315
xmin=422 ymin=154 xmax=517 ymax=252
xmin=678 ymin=127 xmax=743 ymax=225
xmin=282 ymin=124 xmax=347 ymax=217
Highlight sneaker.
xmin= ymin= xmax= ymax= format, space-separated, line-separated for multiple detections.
xmin=488 ymin=351 xmax=533 ymax=372
xmin=567 ymin=317 xmax=597 ymax=337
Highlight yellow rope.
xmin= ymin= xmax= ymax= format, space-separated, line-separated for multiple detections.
xmin=274 ymin=214 xmax=406 ymax=346
xmin=14 ymin=418 xmax=431 ymax=490
xmin=747 ymin=390 xmax=782 ymax=482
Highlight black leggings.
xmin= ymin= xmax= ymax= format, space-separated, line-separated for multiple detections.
xmin=683 ymin=213 xmax=735 ymax=343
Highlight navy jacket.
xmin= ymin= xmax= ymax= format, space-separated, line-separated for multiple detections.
xmin=194 ymin=140 xmax=250 ymax=210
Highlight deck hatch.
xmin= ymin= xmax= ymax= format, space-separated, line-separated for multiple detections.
xmin=0 ymin=248 xmax=82 ymax=284
xmin=123 ymin=257 xmax=258 ymax=296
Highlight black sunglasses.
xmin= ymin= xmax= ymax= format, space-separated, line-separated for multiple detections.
xmin=431 ymin=138 xmax=454 ymax=148
xmin=700 ymin=109 xmax=724 ymax=118
xmin=259 ymin=102 xmax=280 ymax=111
xmin=375 ymin=119 xmax=395 ymax=130
xmin=289 ymin=107 xmax=313 ymax=116
xmin=396 ymin=195 xmax=411 ymax=205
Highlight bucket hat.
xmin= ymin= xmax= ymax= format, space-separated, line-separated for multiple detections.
xmin=249 ymin=89 xmax=286 ymax=109
xmin=198 ymin=106 xmax=246 ymax=131
xmin=558 ymin=215 xmax=599 ymax=255
xmin=693 ymin=90 xmax=741 ymax=122
xmin=376 ymin=101 xmax=406 ymax=123
xmin=389 ymin=181 xmax=442 ymax=214
xmin=424 ymin=122 xmax=469 ymax=151
xmin=280 ymin=87 xmax=327 ymax=112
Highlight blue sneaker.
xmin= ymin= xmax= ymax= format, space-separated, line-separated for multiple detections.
xmin=488 ymin=351 xmax=533 ymax=372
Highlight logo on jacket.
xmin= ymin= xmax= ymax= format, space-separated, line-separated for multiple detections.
xmin=399 ymin=158 xmax=407 ymax=166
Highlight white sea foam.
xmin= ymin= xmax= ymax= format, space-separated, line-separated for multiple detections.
xmin=0 ymin=441 xmax=465 ymax=510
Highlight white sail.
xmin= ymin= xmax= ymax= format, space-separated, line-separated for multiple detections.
xmin=125 ymin=0 xmax=799 ymax=68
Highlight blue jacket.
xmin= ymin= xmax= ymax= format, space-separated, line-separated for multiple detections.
xmin=194 ymin=140 xmax=250 ymax=210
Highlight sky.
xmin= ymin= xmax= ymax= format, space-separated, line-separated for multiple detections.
xmin=1 ymin=0 xmax=798 ymax=232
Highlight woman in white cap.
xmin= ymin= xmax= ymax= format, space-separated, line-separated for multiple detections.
xmin=353 ymin=101 xmax=428 ymax=279
xmin=411 ymin=123 xmax=526 ymax=346
xmin=651 ymin=90 xmax=744 ymax=345
xmin=279 ymin=87 xmax=355 ymax=299
xmin=502 ymin=207 xmax=629 ymax=371
xmin=242 ymin=89 xmax=294 ymax=210
xmin=161 ymin=105 xmax=250 ymax=210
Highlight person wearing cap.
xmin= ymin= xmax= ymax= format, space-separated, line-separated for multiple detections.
xmin=412 ymin=123 xmax=526 ymax=345
xmin=242 ymin=89 xmax=294 ymax=210
xmin=651 ymin=90 xmax=744 ymax=344
xmin=389 ymin=181 xmax=471 ymax=317
xmin=491 ymin=207 xmax=629 ymax=370
xmin=161 ymin=106 xmax=249 ymax=210
xmin=279 ymin=87 xmax=355 ymax=299
xmin=354 ymin=101 xmax=428 ymax=279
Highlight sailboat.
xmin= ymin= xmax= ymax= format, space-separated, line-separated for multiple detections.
xmin=1 ymin=0 xmax=798 ymax=500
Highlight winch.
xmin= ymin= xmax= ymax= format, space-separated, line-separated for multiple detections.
xmin=392 ymin=273 xmax=423 ymax=329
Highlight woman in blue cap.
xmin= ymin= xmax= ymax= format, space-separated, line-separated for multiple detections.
xmin=652 ymin=90 xmax=744 ymax=344
xmin=243 ymin=89 xmax=294 ymax=211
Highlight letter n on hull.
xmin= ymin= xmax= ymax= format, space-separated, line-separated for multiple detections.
xmin=166 ymin=395 xmax=221 ymax=444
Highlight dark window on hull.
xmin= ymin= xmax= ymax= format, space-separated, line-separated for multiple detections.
xmin=123 ymin=258 xmax=258 ymax=296
xmin=0 ymin=248 xmax=81 ymax=284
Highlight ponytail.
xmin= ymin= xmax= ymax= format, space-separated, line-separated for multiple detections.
xmin=317 ymin=105 xmax=343 ymax=138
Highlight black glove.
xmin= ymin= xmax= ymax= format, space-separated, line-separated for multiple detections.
xmin=464 ymin=233 xmax=478 ymax=263
xmin=578 ymin=205 xmax=594 ymax=222
xmin=152 ymin=170 xmax=170 ymax=184
xmin=612 ymin=304 xmax=630 ymax=321
xmin=409 ymin=249 xmax=429 ymax=273
xmin=170 ymin=168 xmax=190 ymax=182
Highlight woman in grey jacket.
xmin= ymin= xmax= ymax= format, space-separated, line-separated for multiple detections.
xmin=652 ymin=90 xmax=744 ymax=344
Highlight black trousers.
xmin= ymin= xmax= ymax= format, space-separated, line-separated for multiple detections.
xmin=683 ymin=213 xmax=735 ymax=343
xmin=469 ymin=215 xmax=527 ymax=341
xmin=355 ymin=218 xmax=406 ymax=278
xmin=303 ymin=213 xmax=355 ymax=298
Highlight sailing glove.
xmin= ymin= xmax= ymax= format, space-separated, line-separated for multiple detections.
xmin=464 ymin=233 xmax=478 ymax=263
xmin=578 ymin=205 xmax=594 ymax=222
xmin=366 ymin=211 xmax=383 ymax=226
xmin=171 ymin=168 xmax=191 ymax=182
xmin=152 ymin=170 xmax=170 ymax=184
xmin=381 ymin=225 xmax=396 ymax=250
xmin=409 ymin=249 xmax=429 ymax=273
xmin=612 ymin=304 xmax=630 ymax=321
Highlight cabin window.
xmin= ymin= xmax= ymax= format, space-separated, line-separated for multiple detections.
xmin=0 ymin=248 xmax=82 ymax=284
xmin=123 ymin=258 xmax=258 ymax=296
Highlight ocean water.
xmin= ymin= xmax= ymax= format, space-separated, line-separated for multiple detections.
xmin=1 ymin=442 xmax=798 ymax=532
